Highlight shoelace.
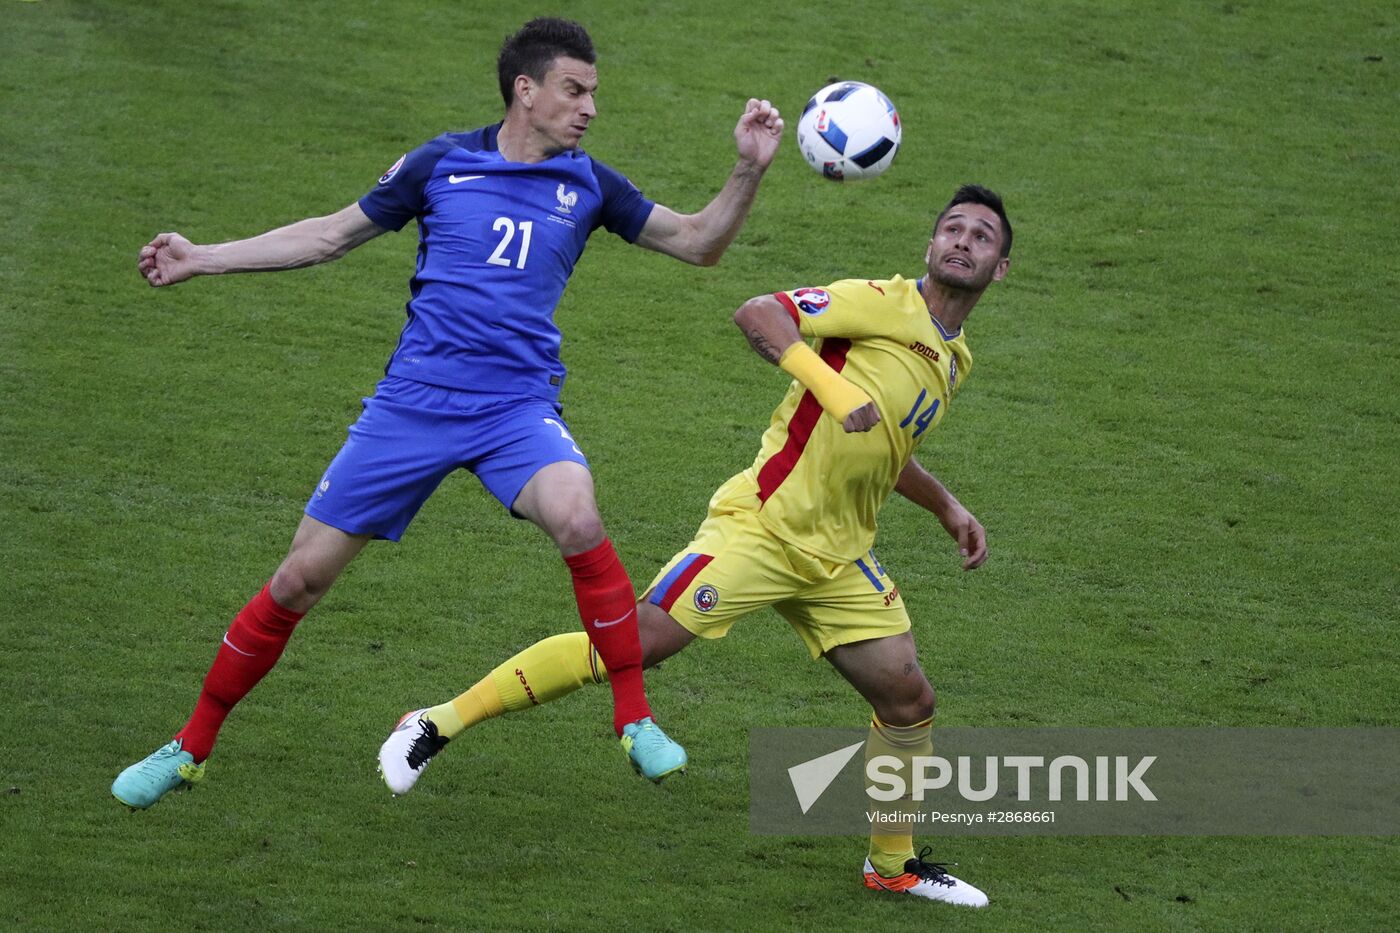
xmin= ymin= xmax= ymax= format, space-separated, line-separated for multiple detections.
xmin=135 ymin=742 xmax=202 ymax=784
xmin=406 ymin=718 xmax=448 ymax=769
xmin=135 ymin=743 xmax=179 ymax=777
xmin=629 ymin=723 xmax=670 ymax=754
xmin=907 ymin=847 xmax=956 ymax=888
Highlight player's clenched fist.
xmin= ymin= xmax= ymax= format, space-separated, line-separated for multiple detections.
xmin=735 ymin=98 xmax=784 ymax=169
xmin=138 ymin=232 xmax=200 ymax=287
xmin=843 ymin=402 xmax=882 ymax=434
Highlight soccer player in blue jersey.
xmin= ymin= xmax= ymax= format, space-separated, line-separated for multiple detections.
xmin=114 ymin=17 xmax=784 ymax=809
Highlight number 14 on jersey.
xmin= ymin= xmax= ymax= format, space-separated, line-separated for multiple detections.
xmin=899 ymin=388 xmax=940 ymax=438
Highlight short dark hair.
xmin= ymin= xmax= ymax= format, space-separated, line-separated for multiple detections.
xmin=497 ymin=18 xmax=596 ymax=107
xmin=935 ymin=184 xmax=1013 ymax=258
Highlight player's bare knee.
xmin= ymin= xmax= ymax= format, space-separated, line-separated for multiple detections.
xmin=897 ymin=675 xmax=935 ymax=722
xmin=268 ymin=566 xmax=310 ymax=611
xmin=875 ymin=679 xmax=935 ymax=726
xmin=269 ymin=561 xmax=334 ymax=612
xmin=551 ymin=507 xmax=605 ymax=555
xmin=917 ymin=681 xmax=937 ymax=721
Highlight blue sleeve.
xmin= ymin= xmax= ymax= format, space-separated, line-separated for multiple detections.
xmin=591 ymin=159 xmax=655 ymax=243
xmin=358 ymin=136 xmax=455 ymax=232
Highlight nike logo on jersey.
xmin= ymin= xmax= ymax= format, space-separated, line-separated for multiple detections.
xmin=448 ymin=174 xmax=486 ymax=184
xmin=591 ymin=611 xmax=633 ymax=629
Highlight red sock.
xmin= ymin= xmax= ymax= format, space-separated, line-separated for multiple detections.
xmin=564 ymin=539 xmax=651 ymax=734
xmin=174 ymin=584 xmax=305 ymax=762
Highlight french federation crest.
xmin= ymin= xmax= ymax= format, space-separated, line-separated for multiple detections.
xmin=694 ymin=585 xmax=719 ymax=613
xmin=793 ymin=288 xmax=831 ymax=316
xmin=556 ymin=183 xmax=578 ymax=214
xmin=378 ymin=154 xmax=406 ymax=185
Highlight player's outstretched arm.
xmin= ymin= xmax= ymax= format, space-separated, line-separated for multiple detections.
xmin=137 ymin=202 xmax=387 ymax=287
xmin=633 ymin=99 xmax=783 ymax=266
xmin=733 ymin=294 xmax=880 ymax=433
xmin=895 ymin=457 xmax=987 ymax=570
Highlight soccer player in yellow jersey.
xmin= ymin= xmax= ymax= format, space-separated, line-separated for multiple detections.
xmin=378 ymin=185 xmax=1012 ymax=908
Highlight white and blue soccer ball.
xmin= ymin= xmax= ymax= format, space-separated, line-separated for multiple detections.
xmin=796 ymin=81 xmax=901 ymax=181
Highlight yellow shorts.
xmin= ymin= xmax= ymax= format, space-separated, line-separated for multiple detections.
xmin=643 ymin=505 xmax=909 ymax=660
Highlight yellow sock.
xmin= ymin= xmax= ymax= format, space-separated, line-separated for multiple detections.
xmin=424 ymin=633 xmax=606 ymax=740
xmin=865 ymin=712 xmax=933 ymax=877
xmin=423 ymin=680 xmax=501 ymax=740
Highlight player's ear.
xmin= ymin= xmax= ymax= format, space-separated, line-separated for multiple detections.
xmin=924 ymin=239 xmax=934 ymax=264
xmin=514 ymin=74 xmax=535 ymax=108
xmin=992 ymin=256 xmax=1010 ymax=282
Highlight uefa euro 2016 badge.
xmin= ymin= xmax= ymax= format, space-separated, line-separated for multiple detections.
xmin=793 ymin=288 xmax=831 ymax=316
xmin=948 ymin=355 xmax=958 ymax=391
xmin=694 ymin=585 xmax=720 ymax=612
xmin=378 ymin=154 xmax=406 ymax=185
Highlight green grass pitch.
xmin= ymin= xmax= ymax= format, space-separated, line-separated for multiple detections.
xmin=2 ymin=1 xmax=1397 ymax=929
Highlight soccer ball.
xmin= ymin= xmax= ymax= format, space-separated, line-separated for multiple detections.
xmin=796 ymin=81 xmax=901 ymax=181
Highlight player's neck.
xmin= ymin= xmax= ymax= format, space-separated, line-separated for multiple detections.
xmin=497 ymin=115 xmax=555 ymax=164
xmin=919 ymin=278 xmax=980 ymax=334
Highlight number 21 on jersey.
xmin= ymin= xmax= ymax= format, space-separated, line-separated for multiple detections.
xmin=487 ymin=217 xmax=533 ymax=269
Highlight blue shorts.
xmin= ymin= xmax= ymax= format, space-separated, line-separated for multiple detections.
xmin=304 ymin=376 xmax=589 ymax=541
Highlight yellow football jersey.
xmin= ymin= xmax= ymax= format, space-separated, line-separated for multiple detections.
xmin=711 ymin=275 xmax=973 ymax=564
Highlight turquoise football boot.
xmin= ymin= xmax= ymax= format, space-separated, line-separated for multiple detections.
xmin=620 ymin=717 xmax=688 ymax=782
xmin=111 ymin=739 xmax=205 ymax=809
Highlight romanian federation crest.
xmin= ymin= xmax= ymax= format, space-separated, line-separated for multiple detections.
xmin=694 ymin=585 xmax=719 ymax=613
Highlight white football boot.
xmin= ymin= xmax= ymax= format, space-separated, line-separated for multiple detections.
xmin=863 ymin=847 xmax=989 ymax=907
xmin=377 ymin=708 xmax=447 ymax=795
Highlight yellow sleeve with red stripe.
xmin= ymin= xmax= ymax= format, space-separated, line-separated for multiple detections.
xmin=773 ymin=278 xmax=905 ymax=341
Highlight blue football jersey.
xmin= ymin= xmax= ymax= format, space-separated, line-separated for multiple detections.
xmin=358 ymin=124 xmax=655 ymax=398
